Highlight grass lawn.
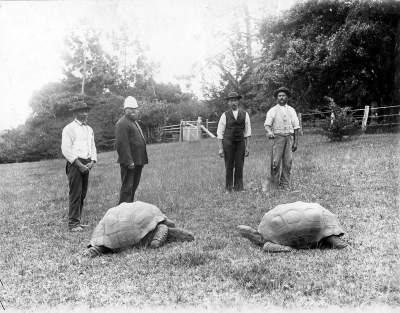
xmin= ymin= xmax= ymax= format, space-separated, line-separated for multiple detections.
xmin=0 ymin=132 xmax=399 ymax=311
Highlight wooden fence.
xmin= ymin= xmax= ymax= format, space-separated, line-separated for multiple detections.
xmin=159 ymin=117 xmax=218 ymax=142
xmin=299 ymin=104 xmax=400 ymax=134
xmin=159 ymin=104 xmax=399 ymax=142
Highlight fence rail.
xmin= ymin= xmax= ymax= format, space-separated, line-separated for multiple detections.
xmin=157 ymin=104 xmax=399 ymax=143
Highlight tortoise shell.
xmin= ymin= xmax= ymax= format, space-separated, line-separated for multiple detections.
xmin=89 ymin=201 xmax=166 ymax=249
xmin=257 ymin=201 xmax=344 ymax=248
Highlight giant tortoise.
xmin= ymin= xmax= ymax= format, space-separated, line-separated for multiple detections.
xmin=237 ymin=201 xmax=347 ymax=252
xmin=86 ymin=201 xmax=194 ymax=257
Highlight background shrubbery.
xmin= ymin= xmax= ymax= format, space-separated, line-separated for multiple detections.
xmin=1 ymin=0 xmax=399 ymax=163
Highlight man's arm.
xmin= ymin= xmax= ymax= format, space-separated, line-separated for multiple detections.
xmin=291 ymin=108 xmax=300 ymax=152
xmin=116 ymin=120 xmax=134 ymax=167
xmin=244 ymin=112 xmax=251 ymax=156
xmin=216 ymin=113 xmax=226 ymax=158
xmin=88 ymin=127 xmax=97 ymax=170
xmin=292 ymin=129 xmax=299 ymax=152
xmin=264 ymin=110 xmax=275 ymax=139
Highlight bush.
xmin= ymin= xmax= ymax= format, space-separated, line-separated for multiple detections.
xmin=322 ymin=98 xmax=360 ymax=141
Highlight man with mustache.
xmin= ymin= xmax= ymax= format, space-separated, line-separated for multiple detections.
xmin=264 ymin=87 xmax=300 ymax=190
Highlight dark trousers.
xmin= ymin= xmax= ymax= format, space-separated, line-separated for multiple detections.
xmin=223 ymin=140 xmax=245 ymax=191
xmin=66 ymin=158 xmax=90 ymax=229
xmin=119 ymin=165 xmax=143 ymax=204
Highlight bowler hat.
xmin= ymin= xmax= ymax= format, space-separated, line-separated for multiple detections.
xmin=273 ymin=87 xmax=291 ymax=98
xmin=225 ymin=92 xmax=242 ymax=100
xmin=70 ymin=101 xmax=90 ymax=112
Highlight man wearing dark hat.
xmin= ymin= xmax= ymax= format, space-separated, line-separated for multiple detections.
xmin=217 ymin=92 xmax=251 ymax=192
xmin=115 ymin=96 xmax=148 ymax=204
xmin=61 ymin=101 xmax=97 ymax=232
xmin=264 ymin=87 xmax=300 ymax=189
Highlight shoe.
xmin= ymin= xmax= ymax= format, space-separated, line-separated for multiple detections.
xmin=70 ymin=226 xmax=83 ymax=232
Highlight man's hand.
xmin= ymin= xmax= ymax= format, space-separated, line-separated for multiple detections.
xmin=74 ymin=159 xmax=89 ymax=173
xmin=87 ymin=161 xmax=95 ymax=170
xmin=245 ymin=148 xmax=249 ymax=157
xmin=292 ymin=142 xmax=297 ymax=152
xmin=127 ymin=162 xmax=135 ymax=170
xmin=267 ymin=132 xmax=275 ymax=139
xmin=218 ymin=148 xmax=224 ymax=158
xmin=78 ymin=164 xmax=89 ymax=174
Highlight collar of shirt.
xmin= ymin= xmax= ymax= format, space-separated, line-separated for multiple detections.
xmin=74 ymin=119 xmax=87 ymax=126
xmin=231 ymin=109 xmax=239 ymax=119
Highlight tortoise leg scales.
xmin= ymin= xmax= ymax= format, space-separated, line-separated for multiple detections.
xmin=322 ymin=235 xmax=348 ymax=249
xmin=237 ymin=225 xmax=265 ymax=246
xmin=167 ymin=227 xmax=194 ymax=242
xmin=86 ymin=245 xmax=109 ymax=258
xmin=150 ymin=224 xmax=169 ymax=248
xmin=263 ymin=242 xmax=293 ymax=253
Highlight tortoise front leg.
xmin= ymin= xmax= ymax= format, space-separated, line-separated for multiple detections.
xmin=150 ymin=224 xmax=169 ymax=248
xmin=86 ymin=245 xmax=110 ymax=257
xmin=263 ymin=242 xmax=293 ymax=252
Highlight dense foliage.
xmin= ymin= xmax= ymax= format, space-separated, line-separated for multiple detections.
xmin=206 ymin=0 xmax=400 ymax=116
xmin=1 ymin=0 xmax=399 ymax=163
xmin=0 ymin=29 xmax=209 ymax=163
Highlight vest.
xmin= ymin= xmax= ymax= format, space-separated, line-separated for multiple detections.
xmin=224 ymin=110 xmax=246 ymax=142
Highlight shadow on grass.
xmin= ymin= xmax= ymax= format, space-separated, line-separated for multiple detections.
xmin=168 ymin=250 xmax=217 ymax=267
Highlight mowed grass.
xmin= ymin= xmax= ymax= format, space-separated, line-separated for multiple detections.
xmin=0 ymin=132 xmax=399 ymax=310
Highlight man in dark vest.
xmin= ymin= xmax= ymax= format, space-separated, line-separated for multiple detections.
xmin=115 ymin=96 xmax=148 ymax=204
xmin=217 ymin=92 xmax=252 ymax=192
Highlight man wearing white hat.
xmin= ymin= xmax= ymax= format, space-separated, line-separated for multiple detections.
xmin=115 ymin=96 xmax=148 ymax=204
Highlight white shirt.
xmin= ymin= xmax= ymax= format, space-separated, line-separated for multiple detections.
xmin=264 ymin=104 xmax=300 ymax=135
xmin=217 ymin=110 xmax=252 ymax=140
xmin=61 ymin=119 xmax=97 ymax=163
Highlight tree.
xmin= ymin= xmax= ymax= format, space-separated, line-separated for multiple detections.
xmin=203 ymin=5 xmax=256 ymax=114
xmin=251 ymin=0 xmax=400 ymax=114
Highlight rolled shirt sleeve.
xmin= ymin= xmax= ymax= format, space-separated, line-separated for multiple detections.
xmin=216 ymin=113 xmax=226 ymax=140
xmin=291 ymin=107 xmax=300 ymax=130
xmin=264 ymin=109 xmax=274 ymax=130
xmin=244 ymin=112 xmax=251 ymax=137
xmin=90 ymin=127 xmax=97 ymax=162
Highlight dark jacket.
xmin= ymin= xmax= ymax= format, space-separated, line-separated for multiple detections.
xmin=223 ymin=110 xmax=246 ymax=142
xmin=115 ymin=116 xmax=148 ymax=166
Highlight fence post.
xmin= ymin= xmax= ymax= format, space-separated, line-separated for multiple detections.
xmin=179 ymin=120 xmax=183 ymax=142
xmin=197 ymin=116 xmax=202 ymax=140
xmin=361 ymin=105 xmax=370 ymax=132
xmin=297 ymin=113 xmax=303 ymax=135
xmin=206 ymin=119 xmax=209 ymax=130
